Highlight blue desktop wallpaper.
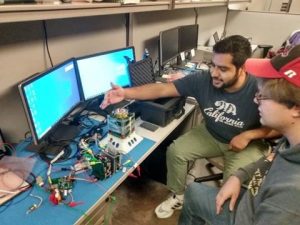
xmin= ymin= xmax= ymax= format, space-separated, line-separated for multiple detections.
xmin=23 ymin=61 xmax=81 ymax=140
xmin=76 ymin=48 xmax=134 ymax=100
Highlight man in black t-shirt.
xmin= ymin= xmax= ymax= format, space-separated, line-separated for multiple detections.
xmin=100 ymin=35 xmax=278 ymax=219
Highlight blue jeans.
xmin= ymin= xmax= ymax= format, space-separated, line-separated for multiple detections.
xmin=178 ymin=183 xmax=236 ymax=225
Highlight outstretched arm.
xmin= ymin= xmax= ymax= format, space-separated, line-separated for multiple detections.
xmin=100 ymin=82 xmax=180 ymax=109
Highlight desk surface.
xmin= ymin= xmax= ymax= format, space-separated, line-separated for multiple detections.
xmin=0 ymin=103 xmax=195 ymax=225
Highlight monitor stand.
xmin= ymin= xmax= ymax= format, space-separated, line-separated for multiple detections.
xmin=26 ymin=124 xmax=80 ymax=154
xmin=50 ymin=123 xmax=81 ymax=142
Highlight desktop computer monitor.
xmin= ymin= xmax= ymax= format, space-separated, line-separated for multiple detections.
xmin=178 ymin=24 xmax=199 ymax=53
xmin=75 ymin=46 xmax=135 ymax=101
xmin=159 ymin=27 xmax=179 ymax=68
xmin=18 ymin=58 xmax=82 ymax=146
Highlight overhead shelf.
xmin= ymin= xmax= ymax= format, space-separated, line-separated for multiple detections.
xmin=0 ymin=1 xmax=170 ymax=23
xmin=173 ymin=0 xmax=226 ymax=9
xmin=0 ymin=0 xmax=250 ymax=23
xmin=173 ymin=0 xmax=250 ymax=9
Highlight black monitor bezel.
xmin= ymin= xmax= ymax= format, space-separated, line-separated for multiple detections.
xmin=18 ymin=58 xmax=82 ymax=145
xmin=178 ymin=24 xmax=199 ymax=53
xmin=159 ymin=27 xmax=179 ymax=68
xmin=75 ymin=46 xmax=136 ymax=101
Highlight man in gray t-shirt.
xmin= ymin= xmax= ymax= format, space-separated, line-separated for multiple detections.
xmin=100 ymin=35 xmax=277 ymax=219
xmin=174 ymin=70 xmax=261 ymax=143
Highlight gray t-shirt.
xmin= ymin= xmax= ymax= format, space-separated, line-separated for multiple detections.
xmin=173 ymin=71 xmax=261 ymax=143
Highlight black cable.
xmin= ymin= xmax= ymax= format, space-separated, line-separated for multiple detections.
xmin=194 ymin=8 xmax=198 ymax=25
xmin=222 ymin=0 xmax=230 ymax=39
xmin=26 ymin=172 xmax=37 ymax=187
xmin=42 ymin=20 xmax=54 ymax=67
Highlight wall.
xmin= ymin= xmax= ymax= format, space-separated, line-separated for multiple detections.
xmin=0 ymin=14 xmax=126 ymax=142
xmin=226 ymin=10 xmax=300 ymax=49
xmin=0 ymin=7 xmax=227 ymax=143
xmin=132 ymin=7 xmax=227 ymax=60
xmin=290 ymin=0 xmax=300 ymax=14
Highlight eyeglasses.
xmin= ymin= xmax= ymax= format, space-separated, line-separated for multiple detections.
xmin=254 ymin=93 xmax=272 ymax=104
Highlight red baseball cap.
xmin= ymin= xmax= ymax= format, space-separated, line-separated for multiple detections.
xmin=245 ymin=45 xmax=300 ymax=87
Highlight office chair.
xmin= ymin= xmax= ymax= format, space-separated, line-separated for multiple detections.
xmin=193 ymin=136 xmax=281 ymax=186
xmin=257 ymin=44 xmax=274 ymax=58
xmin=258 ymin=29 xmax=300 ymax=59
xmin=194 ymin=156 xmax=224 ymax=185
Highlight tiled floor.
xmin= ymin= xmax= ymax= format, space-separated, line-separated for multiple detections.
xmin=111 ymin=178 xmax=180 ymax=225
xmin=110 ymin=159 xmax=221 ymax=225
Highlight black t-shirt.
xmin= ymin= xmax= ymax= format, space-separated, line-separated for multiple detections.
xmin=173 ymin=71 xmax=261 ymax=143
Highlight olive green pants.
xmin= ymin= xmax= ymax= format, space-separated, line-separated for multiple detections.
xmin=166 ymin=122 xmax=268 ymax=194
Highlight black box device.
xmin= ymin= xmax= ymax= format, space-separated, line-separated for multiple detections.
xmin=139 ymin=97 xmax=186 ymax=127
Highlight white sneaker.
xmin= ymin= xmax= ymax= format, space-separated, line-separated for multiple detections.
xmin=155 ymin=194 xmax=184 ymax=219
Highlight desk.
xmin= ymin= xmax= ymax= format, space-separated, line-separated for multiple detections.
xmin=1 ymin=103 xmax=195 ymax=225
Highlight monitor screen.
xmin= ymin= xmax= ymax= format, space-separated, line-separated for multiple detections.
xmin=75 ymin=46 xmax=135 ymax=101
xmin=178 ymin=24 xmax=199 ymax=53
xmin=159 ymin=27 xmax=179 ymax=67
xmin=18 ymin=59 xmax=81 ymax=145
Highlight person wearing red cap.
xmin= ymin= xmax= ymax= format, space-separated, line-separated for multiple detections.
xmin=178 ymin=44 xmax=300 ymax=225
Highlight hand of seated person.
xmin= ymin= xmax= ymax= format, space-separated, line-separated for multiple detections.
xmin=100 ymin=83 xmax=125 ymax=109
xmin=215 ymin=175 xmax=241 ymax=215
xmin=229 ymin=132 xmax=252 ymax=152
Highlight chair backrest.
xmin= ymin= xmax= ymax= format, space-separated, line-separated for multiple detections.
xmin=268 ymin=29 xmax=300 ymax=58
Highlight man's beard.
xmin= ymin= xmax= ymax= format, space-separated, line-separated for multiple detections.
xmin=215 ymin=71 xmax=240 ymax=89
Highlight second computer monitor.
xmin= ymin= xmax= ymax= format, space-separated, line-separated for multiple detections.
xmin=76 ymin=47 xmax=135 ymax=101
xmin=159 ymin=27 xmax=179 ymax=68
xmin=178 ymin=24 xmax=199 ymax=53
